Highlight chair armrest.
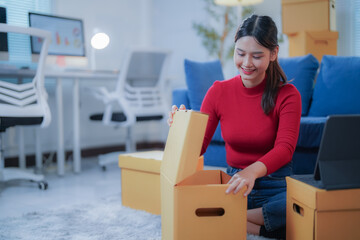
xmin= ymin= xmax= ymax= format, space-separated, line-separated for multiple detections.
xmin=87 ymin=86 xmax=135 ymax=127
xmin=172 ymin=88 xmax=190 ymax=109
xmin=86 ymin=86 xmax=117 ymax=104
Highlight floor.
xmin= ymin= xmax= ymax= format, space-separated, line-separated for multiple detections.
xmin=0 ymin=154 xmax=225 ymax=220
xmin=0 ymin=156 xmax=121 ymax=219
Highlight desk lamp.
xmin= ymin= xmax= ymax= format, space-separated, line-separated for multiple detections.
xmin=214 ymin=0 xmax=263 ymax=6
xmin=90 ymin=31 xmax=110 ymax=70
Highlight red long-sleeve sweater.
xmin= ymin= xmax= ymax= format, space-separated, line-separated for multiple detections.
xmin=200 ymin=75 xmax=301 ymax=174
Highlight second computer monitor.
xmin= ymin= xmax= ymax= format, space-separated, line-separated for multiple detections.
xmin=29 ymin=12 xmax=86 ymax=57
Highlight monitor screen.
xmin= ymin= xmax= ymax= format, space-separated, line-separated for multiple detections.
xmin=0 ymin=6 xmax=8 ymax=52
xmin=29 ymin=12 xmax=85 ymax=56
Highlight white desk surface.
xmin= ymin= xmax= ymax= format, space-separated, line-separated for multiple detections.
xmin=0 ymin=66 xmax=119 ymax=176
xmin=0 ymin=66 xmax=118 ymax=79
xmin=45 ymin=68 xmax=119 ymax=79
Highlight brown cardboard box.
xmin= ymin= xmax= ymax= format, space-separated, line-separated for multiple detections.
xmin=118 ymin=151 xmax=204 ymax=215
xmin=288 ymin=31 xmax=338 ymax=62
xmin=282 ymin=0 xmax=336 ymax=34
xmin=161 ymin=110 xmax=247 ymax=240
xmin=286 ymin=177 xmax=360 ymax=240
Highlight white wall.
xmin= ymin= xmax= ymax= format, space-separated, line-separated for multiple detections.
xmin=151 ymin=0 xmax=209 ymax=87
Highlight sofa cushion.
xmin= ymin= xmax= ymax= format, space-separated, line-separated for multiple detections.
xmin=279 ymin=54 xmax=319 ymax=116
xmin=184 ymin=59 xmax=225 ymax=111
xmin=308 ymin=55 xmax=360 ymax=116
xmin=172 ymin=88 xmax=190 ymax=109
xmin=184 ymin=59 xmax=224 ymax=142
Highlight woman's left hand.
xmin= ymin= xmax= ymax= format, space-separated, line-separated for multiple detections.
xmin=225 ymin=169 xmax=256 ymax=197
xmin=225 ymin=161 xmax=267 ymax=197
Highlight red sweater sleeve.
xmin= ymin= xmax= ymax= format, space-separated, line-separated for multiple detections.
xmin=200 ymin=81 xmax=221 ymax=156
xmin=258 ymin=85 xmax=302 ymax=174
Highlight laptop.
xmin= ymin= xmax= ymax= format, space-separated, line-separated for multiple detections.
xmin=292 ymin=114 xmax=360 ymax=190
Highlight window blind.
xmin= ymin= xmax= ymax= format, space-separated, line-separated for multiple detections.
xmin=354 ymin=0 xmax=360 ymax=56
xmin=336 ymin=0 xmax=360 ymax=56
xmin=0 ymin=0 xmax=52 ymax=64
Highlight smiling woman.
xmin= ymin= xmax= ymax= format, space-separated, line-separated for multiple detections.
xmin=194 ymin=15 xmax=301 ymax=239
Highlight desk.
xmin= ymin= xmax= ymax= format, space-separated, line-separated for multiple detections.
xmin=45 ymin=69 xmax=118 ymax=176
xmin=0 ymin=67 xmax=118 ymax=176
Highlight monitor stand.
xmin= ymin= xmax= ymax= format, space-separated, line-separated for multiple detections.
xmin=32 ymin=54 xmax=89 ymax=70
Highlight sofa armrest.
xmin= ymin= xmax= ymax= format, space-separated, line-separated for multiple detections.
xmin=297 ymin=116 xmax=327 ymax=148
xmin=172 ymin=88 xmax=190 ymax=109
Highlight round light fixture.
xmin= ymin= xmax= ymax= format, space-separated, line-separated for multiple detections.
xmin=214 ymin=0 xmax=263 ymax=6
xmin=91 ymin=32 xmax=110 ymax=50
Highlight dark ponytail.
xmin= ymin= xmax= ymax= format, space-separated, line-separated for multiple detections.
xmin=235 ymin=15 xmax=287 ymax=115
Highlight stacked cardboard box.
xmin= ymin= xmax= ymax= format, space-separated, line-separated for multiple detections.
xmin=287 ymin=31 xmax=338 ymax=62
xmin=118 ymin=151 xmax=203 ymax=215
xmin=286 ymin=177 xmax=360 ymax=239
xmin=282 ymin=0 xmax=338 ymax=61
xmin=161 ymin=110 xmax=247 ymax=240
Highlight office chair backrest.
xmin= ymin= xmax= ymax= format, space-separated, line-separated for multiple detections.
xmin=115 ymin=48 xmax=171 ymax=117
xmin=0 ymin=23 xmax=51 ymax=128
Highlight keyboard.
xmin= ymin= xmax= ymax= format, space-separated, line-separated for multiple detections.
xmin=291 ymin=174 xmax=325 ymax=189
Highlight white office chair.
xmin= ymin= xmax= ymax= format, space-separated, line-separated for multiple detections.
xmin=89 ymin=48 xmax=171 ymax=169
xmin=0 ymin=23 xmax=51 ymax=189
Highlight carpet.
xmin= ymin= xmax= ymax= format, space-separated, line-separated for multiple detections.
xmin=0 ymin=193 xmax=271 ymax=240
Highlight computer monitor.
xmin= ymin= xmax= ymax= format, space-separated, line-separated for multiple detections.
xmin=0 ymin=6 xmax=9 ymax=61
xmin=29 ymin=12 xmax=86 ymax=57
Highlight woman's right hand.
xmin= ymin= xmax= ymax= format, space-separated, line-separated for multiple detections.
xmin=167 ymin=104 xmax=186 ymax=126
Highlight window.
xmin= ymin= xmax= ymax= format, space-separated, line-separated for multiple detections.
xmin=337 ymin=0 xmax=360 ymax=56
xmin=0 ymin=0 xmax=52 ymax=64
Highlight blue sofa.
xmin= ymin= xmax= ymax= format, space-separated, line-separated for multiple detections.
xmin=173 ymin=55 xmax=360 ymax=174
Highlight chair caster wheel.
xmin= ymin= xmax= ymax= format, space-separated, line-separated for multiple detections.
xmin=38 ymin=181 xmax=48 ymax=190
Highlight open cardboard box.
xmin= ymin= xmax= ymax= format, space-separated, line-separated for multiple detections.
xmin=161 ymin=110 xmax=247 ymax=240
xmin=118 ymin=151 xmax=203 ymax=215
xmin=286 ymin=177 xmax=360 ymax=240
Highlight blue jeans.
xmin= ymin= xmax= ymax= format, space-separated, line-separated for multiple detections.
xmin=227 ymin=163 xmax=291 ymax=231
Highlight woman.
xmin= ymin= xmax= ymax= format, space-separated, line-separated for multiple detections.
xmin=170 ymin=15 xmax=301 ymax=239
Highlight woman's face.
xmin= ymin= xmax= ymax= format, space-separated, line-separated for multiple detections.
xmin=234 ymin=36 xmax=278 ymax=88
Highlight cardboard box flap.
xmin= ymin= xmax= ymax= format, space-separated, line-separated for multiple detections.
xmin=176 ymin=170 xmax=228 ymax=186
xmin=161 ymin=110 xmax=208 ymax=185
xmin=307 ymin=31 xmax=339 ymax=40
xmin=118 ymin=151 xmax=163 ymax=174
xmin=287 ymin=31 xmax=339 ymax=40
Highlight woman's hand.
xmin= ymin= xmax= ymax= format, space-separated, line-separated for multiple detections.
xmin=226 ymin=161 xmax=267 ymax=197
xmin=226 ymin=169 xmax=256 ymax=197
xmin=167 ymin=104 xmax=186 ymax=126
